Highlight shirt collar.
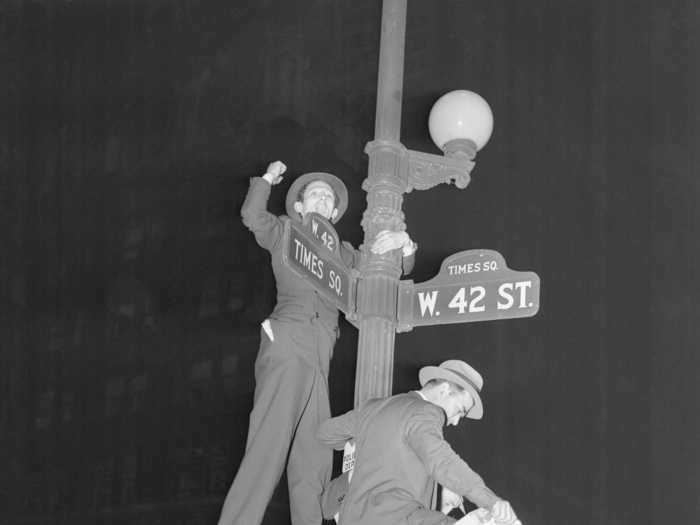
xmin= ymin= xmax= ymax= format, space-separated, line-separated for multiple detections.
xmin=413 ymin=390 xmax=447 ymax=424
xmin=413 ymin=390 xmax=428 ymax=401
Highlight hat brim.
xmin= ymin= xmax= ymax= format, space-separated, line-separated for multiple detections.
xmin=419 ymin=366 xmax=483 ymax=420
xmin=285 ymin=172 xmax=348 ymax=224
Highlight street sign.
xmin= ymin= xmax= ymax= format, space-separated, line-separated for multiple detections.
xmin=397 ymin=249 xmax=540 ymax=330
xmin=282 ymin=213 xmax=358 ymax=315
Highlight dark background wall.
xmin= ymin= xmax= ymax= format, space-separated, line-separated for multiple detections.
xmin=2 ymin=1 xmax=698 ymax=524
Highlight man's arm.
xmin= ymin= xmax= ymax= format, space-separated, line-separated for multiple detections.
xmin=339 ymin=241 xmax=361 ymax=270
xmin=404 ymin=405 xmax=500 ymax=510
xmin=240 ymin=161 xmax=286 ymax=251
xmin=317 ymin=409 xmax=360 ymax=450
xmin=338 ymin=230 xmax=417 ymax=274
xmin=372 ymin=230 xmax=416 ymax=275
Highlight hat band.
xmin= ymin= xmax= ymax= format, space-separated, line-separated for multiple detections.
xmin=446 ymin=368 xmax=481 ymax=393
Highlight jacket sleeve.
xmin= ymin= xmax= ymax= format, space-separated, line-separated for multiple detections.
xmin=240 ymin=177 xmax=284 ymax=251
xmin=317 ymin=409 xmax=360 ymax=450
xmin=404 ymin=405 xmax=500 ymax=510
xmin=339 ymin=241 xmax=361 ymax=269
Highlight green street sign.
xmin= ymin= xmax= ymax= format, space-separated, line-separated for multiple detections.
xmin=397 ymin=249 xmax=540 ymax=330
xmin=282 ymin=213 xmax=358 ymax=315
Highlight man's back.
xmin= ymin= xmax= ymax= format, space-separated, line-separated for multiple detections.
xmin=320 ymin=392 xmax=447 ymax=525
xmin=319 ymin=360 xmax=520 ymax=525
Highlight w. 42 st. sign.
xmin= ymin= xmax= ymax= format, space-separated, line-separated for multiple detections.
xmin=397 ymin=249 xmax=540 ymax=331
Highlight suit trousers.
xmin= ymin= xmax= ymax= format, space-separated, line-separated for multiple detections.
xmin=217 ymin=319 xmax=334 ymax=525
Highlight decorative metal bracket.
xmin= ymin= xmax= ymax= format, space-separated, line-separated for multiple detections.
xmin=404 ymin=149 xmax=475 ymax=192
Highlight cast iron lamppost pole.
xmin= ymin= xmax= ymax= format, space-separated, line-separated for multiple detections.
xmin=354 ymin=0 xmax=494 ymax=407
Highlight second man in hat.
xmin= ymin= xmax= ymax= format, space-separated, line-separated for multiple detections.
xmin=317 ymin=359 xmax=522 ymax=525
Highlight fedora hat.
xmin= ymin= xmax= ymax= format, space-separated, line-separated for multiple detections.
xmin=285 ymin=172 xmax=348 ymax=224
xmin=418 ymin=360 xmax=484 ymax=420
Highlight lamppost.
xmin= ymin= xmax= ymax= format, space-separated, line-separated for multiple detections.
xmin=354 ymin=0 xmax=494 ymax=407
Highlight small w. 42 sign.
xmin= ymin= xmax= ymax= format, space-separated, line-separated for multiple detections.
xmin=397 ymin=249 xmax=540 ymax=330
xmin=282 ymin=213 xmax=358 ymax=315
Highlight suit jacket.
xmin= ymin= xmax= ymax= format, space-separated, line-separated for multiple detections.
xmin=241 ymin=177 xmax=415 ymax=330
xmin=318 ymin=392 xmax=499 ymax=525
xmin=241 ymin=177 xmax=357 ymax=330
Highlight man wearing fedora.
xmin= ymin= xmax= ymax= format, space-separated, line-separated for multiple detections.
xmin=217 ymin=161 xmax=417 ymax=525
xmin=317 ymin=360 xmax=521 ymax=525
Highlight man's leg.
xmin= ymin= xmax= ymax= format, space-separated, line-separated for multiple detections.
xmin=286 ymin=365 xmax=332 ymax=525
xmin=217 ymin=341 xmax=314 ymax=525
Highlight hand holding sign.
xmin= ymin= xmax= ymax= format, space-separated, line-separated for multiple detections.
xmin=441 ymin=486 xmax=466 ymax=515
xmin=491 ymin=501 xmax=521 ymax=525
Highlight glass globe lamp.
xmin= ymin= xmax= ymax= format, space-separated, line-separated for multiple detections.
xmin=428 ymin=90 xmax=494 ymax=159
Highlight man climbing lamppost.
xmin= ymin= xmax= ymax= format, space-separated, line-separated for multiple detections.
xmin=216 ymin=160 xmax=417 ymax=525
